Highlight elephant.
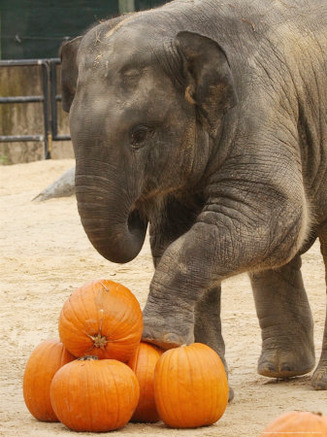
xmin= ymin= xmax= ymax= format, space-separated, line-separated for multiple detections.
xmin=60 ymin=0 xmax=327 ymax=396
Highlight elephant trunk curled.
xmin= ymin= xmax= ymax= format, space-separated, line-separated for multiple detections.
xmin=75 ymin=173 xmax=148 ymax=264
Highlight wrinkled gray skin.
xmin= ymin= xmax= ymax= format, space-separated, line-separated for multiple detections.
xmin=60 ymin=0 xmax=327 ymax=397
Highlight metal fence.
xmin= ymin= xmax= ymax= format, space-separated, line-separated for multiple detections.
xmin=0 ymin=58 xmax=70 ymax=159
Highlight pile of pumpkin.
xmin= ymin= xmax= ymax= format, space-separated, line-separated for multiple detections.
xmin=23 ymin=279 xmax=327 ymax=435
xmin=23 ymin=279 xmax=229 ymax=432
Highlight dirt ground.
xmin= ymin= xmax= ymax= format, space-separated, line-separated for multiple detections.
xmin=1 ymin=158 xmax=327 ymax=437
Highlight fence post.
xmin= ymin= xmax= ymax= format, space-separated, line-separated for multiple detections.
xmin=41 ymin=61 xmax=51 ymax=159
xmin=0 ymin=58 xmax=70 ymax=161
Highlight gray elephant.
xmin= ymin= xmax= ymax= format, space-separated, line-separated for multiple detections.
xmin=60 ymin=0 xmax=327 ymax=396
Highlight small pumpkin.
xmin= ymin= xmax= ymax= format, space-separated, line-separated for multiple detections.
xmin=23 ymin=339 xmax=75 ymax=422
xmin=128 ymin=342 xmax=163 ymax=422
xmin=58 ymin=279 xmax=143 ymax=362
xmin=154 ymin=342 xmax=228 ymax=428
xmin=50 ymin=356 xmax=140 ymax=432
xmin=260 ymin=411 xmax=327 ymax=436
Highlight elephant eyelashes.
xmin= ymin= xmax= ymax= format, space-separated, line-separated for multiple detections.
xmin=130 ymin=125 xmax=153 ymax=149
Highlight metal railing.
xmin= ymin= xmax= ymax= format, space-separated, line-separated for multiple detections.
xmin=0 ymin=58 xmax=70 ymax=159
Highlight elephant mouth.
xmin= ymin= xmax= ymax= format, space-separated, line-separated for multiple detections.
xmin=127 ymin=207 xmax=148 ymax=246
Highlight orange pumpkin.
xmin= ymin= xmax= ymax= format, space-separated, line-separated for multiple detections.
xmin=58 ymin=279 xmax=143 ymax=362
xmin=260 ymin=411 xmax=327 ymax=436
xmin=128 ymin=342 xmax=163 ymax=422
xmin=23 ymin=339 xmax=75 ymax=422
xmin=50 ymin=356 xmax=140 ymax=432
xmin=154 ymin=343 xmax=228 ymax=428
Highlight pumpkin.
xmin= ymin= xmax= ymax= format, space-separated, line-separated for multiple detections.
xmin=154 ymin=342 xmax=228 ymax=428
xmin=23 ymin=338 xmax=75 ymax=422
xmin=260 ymin=411 xmax=327 ymax=436
xmin=58 ymin=279 xmax=143 ymax=362
xmin=50 ymin=356 xmax=140 ymax=432
xmin=128 ymin=342 xmax=163 ymax=422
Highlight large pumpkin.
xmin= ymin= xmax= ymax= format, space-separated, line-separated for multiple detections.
xmin=154 ymin=343 xmax=228 ymax=428
xmin=128 ymin=342 xmax=163 ymax=422
xmin=58 ymin=279 xmax=143 ymax=362
xmin=50 ymin=356 xmax=140 ymax=432
xmin=23 ymin=339 xmax=75 ymax=422
xmin=260 ymin=411 xmax=327 ymax=436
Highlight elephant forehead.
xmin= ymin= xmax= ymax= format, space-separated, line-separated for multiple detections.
xmin=76 ymin=20 xmax=176 ymax=112
xmin=78 ymin=41 xmax=171 ymax=100
xmin=80 ymin=18 xmax=157 ymax=70
xmin=74 ymin=61 xmax=175 ymax=126
xmin=79 ymin=42 xmax=160 ymax=90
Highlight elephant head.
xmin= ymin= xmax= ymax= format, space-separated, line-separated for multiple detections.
xmin=60 ymin=15 xmax=237 ymax=264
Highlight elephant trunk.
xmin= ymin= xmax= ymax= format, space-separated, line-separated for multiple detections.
xmin=75 ymin=174 xmax=148 ymax=264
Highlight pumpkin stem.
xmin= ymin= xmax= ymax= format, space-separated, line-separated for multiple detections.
xmin=79 ymin=355 xmax=99 ymax=361
xmin=88 ymin=333 xmax=108 ymax=349
xmin=313 ymin=411 xmax=323 ymax=416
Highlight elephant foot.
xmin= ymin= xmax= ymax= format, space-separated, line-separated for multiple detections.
xmin=258 ymin=347 xmax=315 ymax=379
xmin=142 ymin=330 xmax=193 ymax=350
xmin=142 ymin=313 xmax=195 ymax=350
xmin=311 ymin=363 xmax=327 ymax=390
xmin=142 ymin=291 xmax=195 ymax=350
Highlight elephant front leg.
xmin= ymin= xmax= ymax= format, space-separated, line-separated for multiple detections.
xmin=143 ymin=223 xmax=219 ymax=349
xmin=312 ymin=226 xmax=327 ymax=389
xmin=250 ymin=254 xmax=315 ymax=379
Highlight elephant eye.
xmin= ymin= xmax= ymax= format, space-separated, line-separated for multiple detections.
xmin=130 ymin=125 xmax=152 ymax=149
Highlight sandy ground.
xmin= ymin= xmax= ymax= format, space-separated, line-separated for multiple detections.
xmin=1 ymin=158 xmax=327 ymax=437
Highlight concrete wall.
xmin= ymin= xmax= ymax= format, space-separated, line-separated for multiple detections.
xmin=0 ymin=64 xmax=74 ymax=165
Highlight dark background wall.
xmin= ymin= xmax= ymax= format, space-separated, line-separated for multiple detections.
xmin=0 ymin=0 xmax=166 ymax=59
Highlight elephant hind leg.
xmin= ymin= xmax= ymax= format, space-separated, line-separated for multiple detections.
xmin=312 ymin=225 xmax=327 ymax=389
xmin=250 ymin=254 xmax=315 ymax=379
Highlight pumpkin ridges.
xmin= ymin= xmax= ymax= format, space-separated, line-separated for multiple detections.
xmin=128 ymin=342 xmax=162 ymax=422
xmin=23 ymin=339 xmax=75 ymax=422
xmin=100 ymin=292 xmax=142 ymax=337
xmin=182 ymin=345 xmax=210 ymax=426
xmin=178 ymin=346 xmax=191 ymax=427
xmin=154 ymin=343 xmax=228 ymax=428
xmin=154 ymin=350 xmax=167 ymax=422
xmin=113 ymin=360 xmax=140 ymax=428
xmin=94 ymin=280 xmax=143 ymax=348
xmin=270 ymin=412 xmax=301 ymax=434
xmin=155 ymin=347 xmax=184 ymax=426
xmin=261 ymin=411 xmax=327 ymax=436
xmin=59 ymin=290 xmax=95 ymax=354
xmin=69 ymin=286 xmax=95 ymax=331
xmin=193 ymin=346 xmax=211 ymax=423
xmin=50 ymin=358 xmax=140 ymax=432
xmin=85 ymin=362 xmax=95 ymax=430
xmin=109 ymin=361 xmax=121 ymax=428
xmin=58 ymin=280 xmax=143 ymax=361
xmin=198 ymin=348 xmax=213 ymax=423
xmin=204 ymin=345 xmax=228 ymax=422
xmin=169 ymin=350 xmax=182 ymax=425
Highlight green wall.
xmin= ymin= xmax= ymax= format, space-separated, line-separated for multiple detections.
xmin=0 ymin=0 xmax=167 ymax=59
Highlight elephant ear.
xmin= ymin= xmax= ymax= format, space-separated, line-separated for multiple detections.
xmin=175 ymin=31 xmax=238 ymax=136
xmin=60 ymin=36 xmax=82 ymax=113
